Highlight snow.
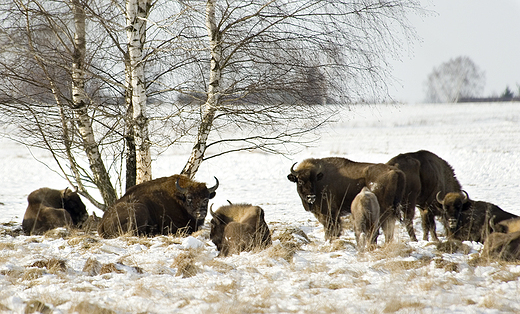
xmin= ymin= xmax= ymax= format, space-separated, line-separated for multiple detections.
xmin=1 ymin=102 xmax=520 ymax=313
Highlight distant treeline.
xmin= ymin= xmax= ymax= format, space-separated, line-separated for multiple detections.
xmin=457 ymin=96 xmax=520 ymax=103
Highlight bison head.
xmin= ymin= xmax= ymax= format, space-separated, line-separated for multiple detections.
xmin=175 ymin=176 xmax=218 ymax=225
xmin=437 ymin=190 xmax=469 ymax=230
xmin=287 ymin=162 xmax=323 ymax=210
xmin=209 ymin=205 xmax=230 ymax=251
xmin=61 ymin=187 xmax=88 ymax=226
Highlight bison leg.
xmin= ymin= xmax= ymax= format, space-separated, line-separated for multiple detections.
xmin=420 ymin=208 xmax=439 ymax=241
xmin=379 ymin=209 xmax=396 ymax=244
xmin=314 ymin=212 xmax=342 ymax=240
xmin=402 ymin=203 xmax=418 ymax=242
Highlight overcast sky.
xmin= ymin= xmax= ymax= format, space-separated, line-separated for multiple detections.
xmin=390 ymin=0 xmax=520 ymax=103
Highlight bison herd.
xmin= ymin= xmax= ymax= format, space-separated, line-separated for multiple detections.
xmin=21 ymin=150 xmax=519 ymax=260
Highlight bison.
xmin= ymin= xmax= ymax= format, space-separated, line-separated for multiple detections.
xmin=287 ymin=157 xmax=405 ymax=242
xmin=482 ymin=231 xmax=520 ymax=261
xmin=22 ymin=187 xmax=88 ymax=235
xmin=210 ymin=203 xmax=271 ymax=256
xmin=437 ymin=190 xmax=517 ymax=242
xmin=98 ymin=174 xmax=218 ymax=238
xmin=351 ymin=186 xmax=380 ymax=251
xmin=491 ymin=216 xmax=520 ymax=234
xmin=387 ymin=150 xmax=462 ymax=241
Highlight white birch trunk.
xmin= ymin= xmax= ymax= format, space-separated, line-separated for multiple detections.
xmin=70 ymin=0 xmax=117 ymax=207
xmin=181 ymin=0 xmax=221 ymax=179
xmin=126 ymin=0 xmax=152 ymax=183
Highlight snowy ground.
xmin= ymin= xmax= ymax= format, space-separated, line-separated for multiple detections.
xmin=1 ymin=103 xmax=520 ymax=313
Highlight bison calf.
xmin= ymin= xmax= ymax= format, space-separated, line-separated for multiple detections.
xmin=22 ymin=187 xmax=88 ymax=235
xmin=437 ymin=191 xmax=517 ymax=242
xmin=210 ymin=204 xmax=271 ymax=257
xmin=351 ymin=187 xmax=380 ymax=251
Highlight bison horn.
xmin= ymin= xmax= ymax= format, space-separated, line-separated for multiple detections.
xmin=290 ymin=162 xmax=298 ymax=176
xmin=208 ymin=176 xmax=219 ymax=193
xmin=175 ymin=178 xmax=188 ymax=194
xmin=461 ymin=190 xmax=469 ymax=203
xmin=209 ymin=204 xmax=215 ymax=217
xmin=436 ymin=191 xmax=444 ymax=205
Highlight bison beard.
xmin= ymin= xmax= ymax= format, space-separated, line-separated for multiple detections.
xmin=288 ymin=157 xmax=405 ymax=243
xmin=98 ymin=174 xmax=218 ymax=238
xmin=22 ymin=187 xmax=88 ymax=235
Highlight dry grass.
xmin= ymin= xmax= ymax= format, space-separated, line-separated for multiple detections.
xmin=24 ymin=300 xmax=52 ymax=314
xmin=29 ymin=258 xmax=68 ymax=273
xmin=383 ymin=299 xmax=425 ymax=313
xmin=171 ymin=249 xmax=204 ymax=278
xmin=72 ymin=301 xmax=115 ymax=314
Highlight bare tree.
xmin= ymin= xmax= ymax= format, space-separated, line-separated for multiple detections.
xmin=425 ymin=56 xmax=486 ymax=103
xmin=179 ymin=0 xmax=422 ymax=178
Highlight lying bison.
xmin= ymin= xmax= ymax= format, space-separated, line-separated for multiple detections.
xmin=482 ymin=231 xmax=520 ymax=261
xmin=22 ymin=187 xmax=88 ymax=235
xmin=437 ymin=191 xmax=517 ymax=242
xmin=351 ymin=187 xmax=380 ymax=251
xmin=387 ymin=150 xmax=462 ymax=241
xmin=98 ymin=174 xmax=218 ymax=238
xmin=491 ymin=216 xmax=520 ymax=234
xmin=210 ymin=203 xmax=271 ymax=256
xmin=288 ymin=157 xmax=405 ymax=242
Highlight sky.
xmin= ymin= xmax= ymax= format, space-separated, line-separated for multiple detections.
xmin=390 ymin=0 xmax=520 ymax=103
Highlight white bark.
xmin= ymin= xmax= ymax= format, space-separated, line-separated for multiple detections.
xmin=181 ymin=0 xmax=221 ymax=179
xmin=126 ymin=0 xmax=152 ymax=183
xmin=71 ymin=0 xmax=117 ymax=207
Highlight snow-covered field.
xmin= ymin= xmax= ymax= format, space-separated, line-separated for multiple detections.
xmin=1 ymin=103 xmax=520 ymax=313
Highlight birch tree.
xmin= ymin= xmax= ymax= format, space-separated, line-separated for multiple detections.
xmin=180 ymin=0 xmax=422 ymax=178
xmin=125 ymin=0 xmax=152 ymax=183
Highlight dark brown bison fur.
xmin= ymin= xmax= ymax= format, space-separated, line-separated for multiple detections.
xmin=210 ymin=203 xmax=271 ymax=256
xmin=22 ymin=187 xmax=88 ymax=235
xmin=387 ymin=150 xmax=462 ymax=241
xmin=287 ymin=157 xmax=405 ymax=242
xmin=438 ymin=191 xmax=517 ymax=243
xmin=482 ymin=231 xmax=520 ymax=261
xmin=98 ymin=174 xmax=217 ymax=238
xmin=351 ymin=187 xmax=380 ymax=250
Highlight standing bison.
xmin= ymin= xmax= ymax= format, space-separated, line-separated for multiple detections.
xmin=22 ymin=187 xmax=88 ymax=235
xmin=287 ymin=157 xmax=405 ymax=242
xmin=210 ymin=203 xmax=271 ymax=256
xmin=437 ymin=190 xmax=517 ymax=242
xmin=98 ymin=174 xmax=218 ymax=238
xmin=351 ymin=187 xmax=380 ymax=251
xmin=387 ymin=150 xmax=462 ymax=241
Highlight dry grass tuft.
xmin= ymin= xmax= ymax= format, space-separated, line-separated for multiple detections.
xmin=372 ymin=259 xmax=429 ymax=273
xmin=435 ymin=240 xmax=471 ymax=254
xmin=43 ymin=228 xmax=70 ymax=239
xmin=433 ymin=257 xmax=459 ymax=272
xmin=83 ymin=257 xmax=102 ymax=276
xmin=371 ymin=241 xmax=412 ymax=260
xmin=171 ymin=249 xmax=203 ymax=278
xmin=0 ymin=242 xmax=15 ymax=250
xmin=72 ymin=301 xmax=115 ymax=314
xmin=67 ymin=236 xmax=100 ymax=249
xmin=30 ymin=258 xmax=67 ymax=273
xmin=22 ymin=268 xmax=44 ymax=281
xmin=100 ymin=263 xmax=124 ymax=275
xmin=205 ymin=259 xmax=235 ymax=273
xmin=24 ymin=300 xmax=52 ymax=314
xmin=383 ymin=299 xmax=425 ymax=313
